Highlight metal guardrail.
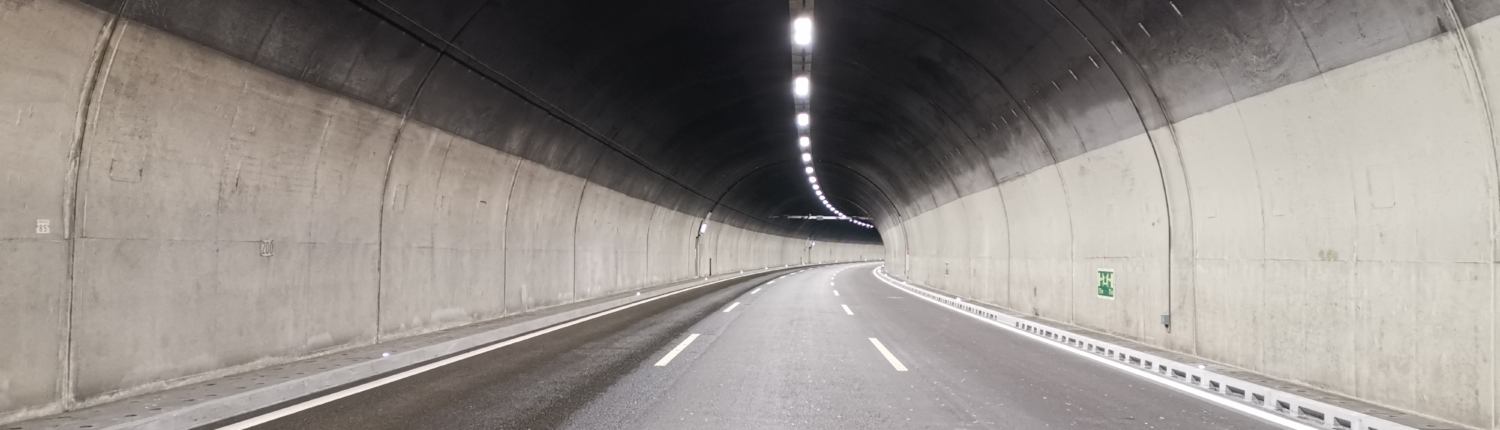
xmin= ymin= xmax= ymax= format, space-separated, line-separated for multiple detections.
xmin=872 ymin=267 xmax=1459 ymax=430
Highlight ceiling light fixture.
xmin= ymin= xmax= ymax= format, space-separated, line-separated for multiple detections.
xmin=786 ymin=14 xmax=869 ymax=228
xmin=793 ymin=17 xmax=813 ymax=46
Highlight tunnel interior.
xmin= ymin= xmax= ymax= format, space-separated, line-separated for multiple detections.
xmin=3 ymin=0 xmax=1499 ymax=428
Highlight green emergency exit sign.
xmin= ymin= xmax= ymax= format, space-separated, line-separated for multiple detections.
xmin=1097 ymin=269 xmax=1114 ymax=299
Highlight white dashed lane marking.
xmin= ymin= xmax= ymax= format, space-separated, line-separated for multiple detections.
xmin=655 ymin=334 xmax=701 ymax=366
xmin=869 ymin=338 xmax=908 ymax=371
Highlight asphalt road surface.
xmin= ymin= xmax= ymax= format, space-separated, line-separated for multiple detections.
xmin=216 ymin=263 xmax=1280 ymax=430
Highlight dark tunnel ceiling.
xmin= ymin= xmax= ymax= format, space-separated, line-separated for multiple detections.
xmin=81 ymin=0 xmax=1500 ymax=242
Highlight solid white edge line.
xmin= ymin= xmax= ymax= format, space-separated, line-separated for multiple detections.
xmin=219 ymin=271 xmax=771 ymax=430
xmin=841 ymin=304 xmax=853 ymax=315
xmin=750 ymin=288 xmax=761 ymax=294
xmin=868 ymin=338 xmax=908 ymax=371
xmin=869 ymin=268 xmax=1319 ymax=430
xmin=654 ymin=333 xmax=701 ymax=366
xmin=723 ymin=302 xmax=740 ymax=312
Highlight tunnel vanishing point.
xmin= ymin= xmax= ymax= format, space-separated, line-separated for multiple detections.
xmin=2 ymin=0 xmax=1498 ymax=429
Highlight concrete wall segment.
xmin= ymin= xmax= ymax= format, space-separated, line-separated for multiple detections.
xmin=0 ymin=2 xmax=884 ymax=423
xmin=897 ymin=23 xmax=1500 ymax=428
xmin=0 ymin=0 xmax=113 ymax=417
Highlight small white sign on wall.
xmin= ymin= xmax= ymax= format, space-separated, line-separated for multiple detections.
xmin=36 ymin=219 xmax=50 ymax=234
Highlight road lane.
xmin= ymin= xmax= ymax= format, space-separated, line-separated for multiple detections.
xmin=215 ymin=263 xmax=1283 ymax=430
xmin=213 ymin=270 xmax=786 ymax=430
xmin=839 ymin=264 xmax=1277 ymax=429
xmin=564 ymin=263 xmax=1280 ymax=429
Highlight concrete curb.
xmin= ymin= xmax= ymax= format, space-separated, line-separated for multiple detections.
xmin=872 ymin=266 xmax=1464 ymax=430
xmin=10 ymin=263 xmax=855 ymax=430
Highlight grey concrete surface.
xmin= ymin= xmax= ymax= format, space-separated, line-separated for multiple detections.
xmin=217 ymin=263 xmax=1278 ymax=430
xmin=885 ymin=20 xmax=1500 ymax=429
xmin=379 ymin=120 xmax=521 ymax=338
xmin=0 ymin=0 xmax=112 ymax=418
xmin=0 ymin=1 xmax=880 ymax=424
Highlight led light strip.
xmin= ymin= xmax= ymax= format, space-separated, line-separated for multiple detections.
xmin=788 ymin=8 xmax=871 ymax=229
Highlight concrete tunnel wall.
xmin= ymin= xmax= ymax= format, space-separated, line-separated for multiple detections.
xmin=880 ymin=12 xmax=1500 ymax=429
xmin=13 ymin=0 xmax=1498 ymax=428
xmin=0 ymin=0 xmax=881 ymax=422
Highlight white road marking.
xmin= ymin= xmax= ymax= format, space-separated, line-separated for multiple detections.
xmin=655 ymin=334 xmax=701 ymax=366
xmin=218 ymin=272 xmax=763 ymax=430
xmin=869 ymin=338 xmax=908 ymax=371
xmin=842 ymin=304 xmax=853 ymax=315
xmin=750 ymin=288 xmax=761 ymax=294
xmin=833 ymin=290 xmax=840 ymax=296
xmin=723 ymin=302 xmax=740 ymax=312
xmin=870 ymin=268 xmax=1318 ymax=430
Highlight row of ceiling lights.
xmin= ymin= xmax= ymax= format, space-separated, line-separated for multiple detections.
xmin=792 ymin=17 xmax=872 ymax=229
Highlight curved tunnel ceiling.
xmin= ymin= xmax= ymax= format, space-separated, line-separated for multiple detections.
xmin=80 ymin=0 xmax=1500 ymax=242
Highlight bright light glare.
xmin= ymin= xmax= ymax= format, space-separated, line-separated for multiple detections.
xmin=809 ymin=176 xmax=818 ymax=183
xmin=799 ymin=136 xmax=811 ymax=148
xmin=812 ymin=184 xmax=820 ymax=190
xmin=805 ymin=166 xmax=814 ymax=174
xmin=794 ymin=77 xmax=810 ymax=96
xmin=793 ymin=17 xmax=813 ymax=45
xmin=801 ymin=153 xmax=812 ymax=162
xmin=796 ymin=113 xmax=810 ymax=126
